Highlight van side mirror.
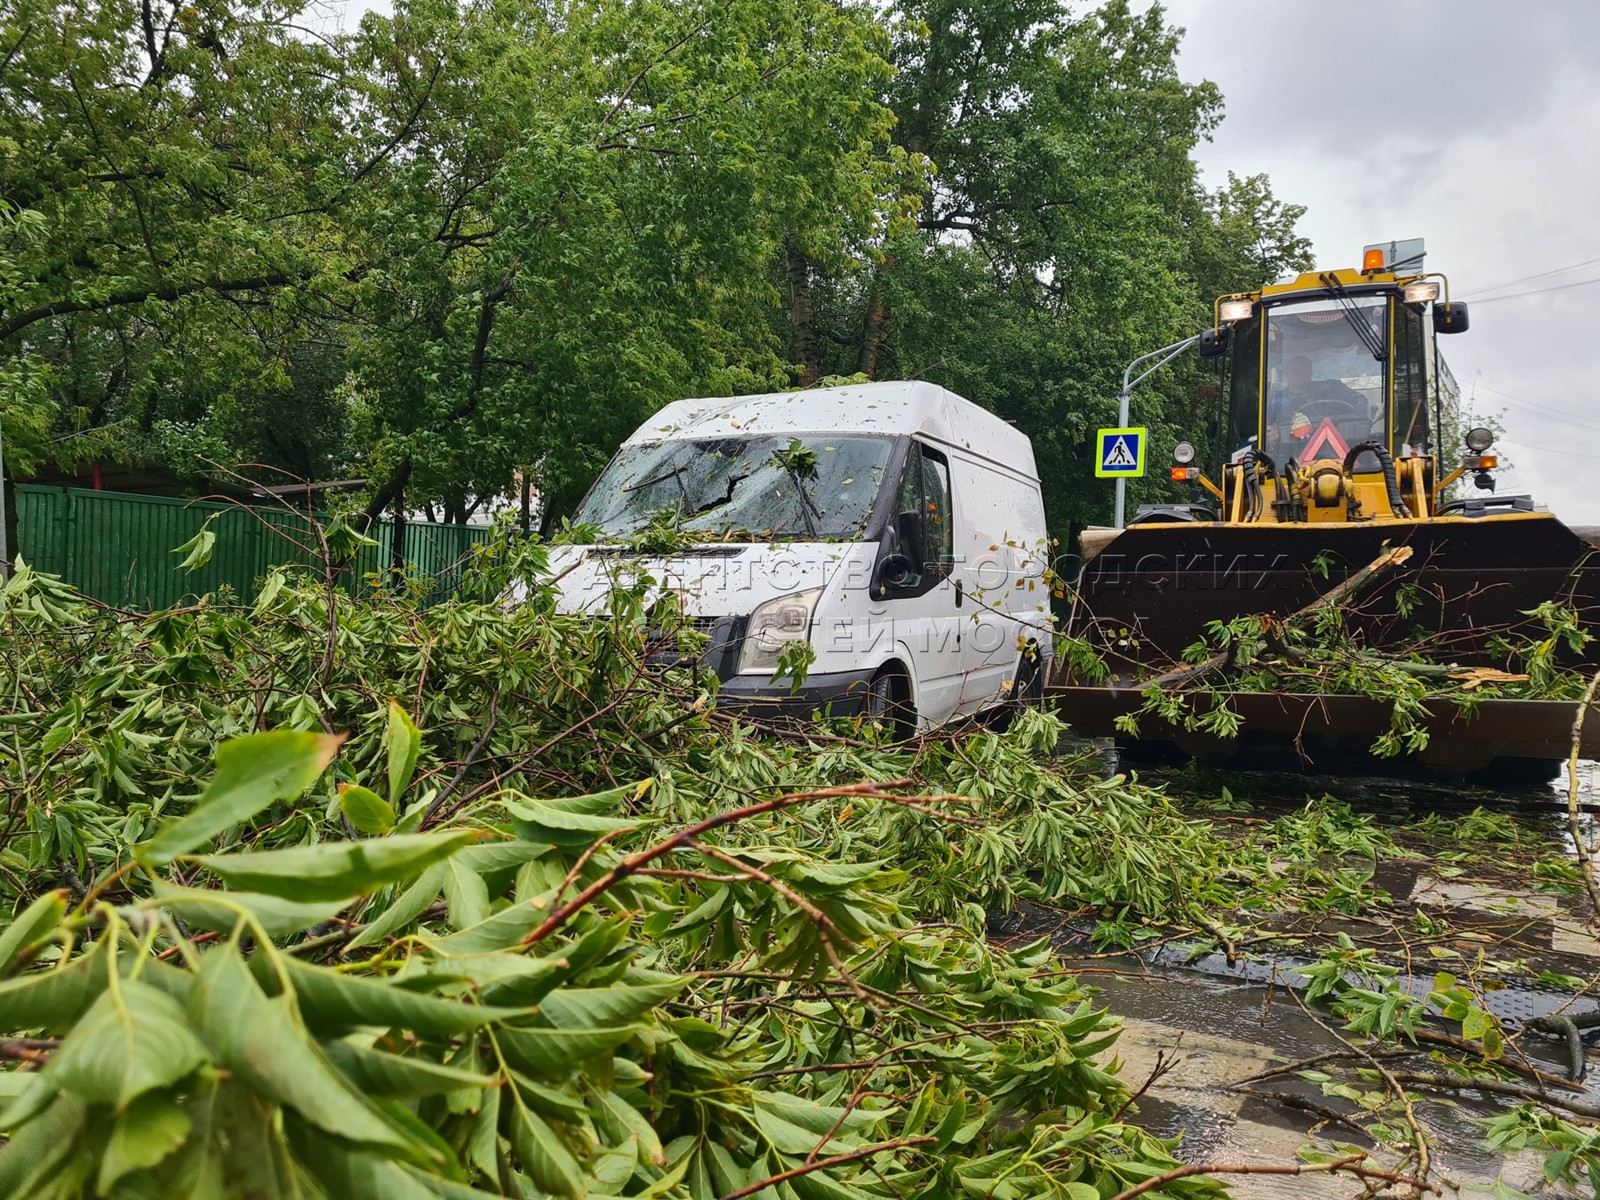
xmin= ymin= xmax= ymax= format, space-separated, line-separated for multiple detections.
xmin=894 ymin=510 xmax=925 ymax=573
xmin=1433 ymin=300 xmax=1470 ymax=334
xmin=874 ymin=553 xmax=917 ymax=595
xmin=1196 ymin=327 xmax=1230 ymax=359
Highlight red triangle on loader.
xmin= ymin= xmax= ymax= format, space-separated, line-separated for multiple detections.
xmin=1299 ymin=418 xmax=1349 ymax=463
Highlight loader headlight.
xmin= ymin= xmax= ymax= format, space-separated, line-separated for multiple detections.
xmin=1465 ymin=427 xmax=1495 ymax=453
xmin=1173 ymin=442 xmax=1196 ymax=465
xmin=738 ymin=587 xmax=822 ymax=674
xmin=1403 ymin=280 xmax=1440 ymax=304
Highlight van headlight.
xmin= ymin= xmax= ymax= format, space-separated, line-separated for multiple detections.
xmin=738 ymin=587 xmax=822 ymax=674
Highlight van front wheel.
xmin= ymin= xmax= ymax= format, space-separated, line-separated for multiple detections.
xmin=864 ymin=665 xmax=915 ymax=741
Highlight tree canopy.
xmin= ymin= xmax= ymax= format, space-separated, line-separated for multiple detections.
xmin=0 ymin=0 xmax=1311 ymax=540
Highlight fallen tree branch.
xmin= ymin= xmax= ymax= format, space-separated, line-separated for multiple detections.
xmin=1105 ymin=1152 xmax=1439 ymax=1200
xmin=1566 ymin=666 xmax=1600 ymax=923
xmin=520 ymin=780 xmax=928 ymax=947
xmin=1152 ymin=544 xmax=1415 ymax=689
xmin=1386 ymin=1070 xmax=1600 ymax=1120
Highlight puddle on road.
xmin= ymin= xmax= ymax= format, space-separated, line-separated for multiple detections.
xmin=1023 ymin=741 xmax=1600 ymax=1196
xmin=1075 ymin=967 xmax=1581 ymax=1198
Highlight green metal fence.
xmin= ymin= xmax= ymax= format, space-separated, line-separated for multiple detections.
xmin=14 ymin=486 xmax=492 ymax=609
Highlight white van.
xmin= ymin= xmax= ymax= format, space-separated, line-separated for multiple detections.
xmin=551 ymin=380 xmax=1053 ymax=732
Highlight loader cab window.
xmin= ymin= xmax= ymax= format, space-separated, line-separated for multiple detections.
xmin=1393 ymin=301 xmax=1430 ymax=455
xmin=1264 ymin=297 xmax=1386 ymax=470
xmin=1226 ymin=316 xmax=1261 ymax=458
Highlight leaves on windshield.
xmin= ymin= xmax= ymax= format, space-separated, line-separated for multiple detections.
xmin=577 ymin=437 xmax=889 ymax=543
xmin=771 ymin=439 xmax=818 ymax=475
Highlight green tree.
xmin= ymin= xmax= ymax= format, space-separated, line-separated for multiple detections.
xmin=0 ymin=0 xmax=373 ymax=550
xmin=1187 ymin=170 xmax=1315 ymax=300
xmin=340 ymin=0 xmax=912 ymax=528
xmin=784 ymin=0 xmax=1312 ymax=536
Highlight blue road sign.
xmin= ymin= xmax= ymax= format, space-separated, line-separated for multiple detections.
xmin=1095 ymin=427 xmax=1147 ymax=478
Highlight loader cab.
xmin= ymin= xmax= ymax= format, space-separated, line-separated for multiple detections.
xmin=1226 ymin=285 xmax=1442 ymax=466
xmin=1213 ymin=248 xmax=1466 ymax=524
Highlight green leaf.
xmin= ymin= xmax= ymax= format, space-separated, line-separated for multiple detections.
xmin=791 ymin=1170 xmax=880 ymax=1200
xmin=282 ymin=957 xmax=532 ymax=1037
xmin=0 ymin=1093 xmax=88 ymax=1198
xmin=751 ymin=1091 xmax=879 ymax=1139
xmin=341 ymin=784 xmax=397 ymax=836
xmin=931 ymin=1093 xmax=966 ymax=1152
xmin=0 ymin=939 xmax=111 ymax=1032
xmin=191 ymin=830 xmax=477 ymax=902
xmin=504 ymin=786 xmax=646 ymax=847
xmin=285 ymin=1116 xmax=447 ymax=1200
xmin=387 ymin=701 xmax=422 ymax=807
xmin=497 ymin=1024 xmax=644 ymax=1077
xmin=189 ymin=945 xmax=411 ymax=1152
xmin=140 ymin=731 xmax=344 ymax=866
xmin=443 ymin=856 xmax=491 ymax=930
xmin=45 ymin=979 xmax=210 ymax=1111
xmin=0 ymin=888 xmax=68 ymax=977
xmin=97 ymin=1090 xmax=192 ymax=1194
xmin=324 ymin=1040 xmax=501 ymax=1098
xmin=346 ymin=861 xmax=449 ymax=951
xmin=509 ymin=1100 xmax=587 ymax=1198
xmin=150 ymin=879 xmax=349 ymax=938
xmin=172 ymin=525 xmax=217 ymax=572
xmin=456 ymin=841 xmax=552 ymax=874
xmin=429 ymin=896 xmax=556 ymax=955
xmin=536 ymin=980 xmax=686 ymax=1030
xmin=465 ymin=954 xmax=573 ymax=1008
xmin=595 ymin=1089 xmax=664 ymax=1167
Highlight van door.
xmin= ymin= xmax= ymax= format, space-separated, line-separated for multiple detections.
xmin=948 ymin=454 xmax=1011 ymax=713
xmin=874 ymin=442 xmax=966 ymax=727
xmin=949 ymin=456 xmax=1048 ymax=712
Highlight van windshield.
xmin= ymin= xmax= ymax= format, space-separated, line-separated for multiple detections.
xmin=574 ymin=435 xmax=893 ymax=542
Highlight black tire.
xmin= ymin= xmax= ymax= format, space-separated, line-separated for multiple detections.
xmin=864 ymin=664 xmax=915 ymax=741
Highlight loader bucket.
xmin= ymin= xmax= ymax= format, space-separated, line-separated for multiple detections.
xmin=1061 ymin=510 xmax=1600 ymax=684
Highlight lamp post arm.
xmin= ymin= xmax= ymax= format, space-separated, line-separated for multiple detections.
xmin=1114 ymin=334 xmax=1201 ymax=528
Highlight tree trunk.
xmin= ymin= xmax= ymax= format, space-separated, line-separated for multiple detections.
xmin=390 ymin=483 xmax=407 ymax=582
xmin=518 ymin=471 xmax=531 ymax=536
xmin=858 ymin=254 xmax=895 ymax=379
xmin=785 ymin=233 xmax=819 ymax=386
xmin=357 ymin=458 xmax=412 ymax=536
xmin=2 ymin=473 xmax=16 ymax=577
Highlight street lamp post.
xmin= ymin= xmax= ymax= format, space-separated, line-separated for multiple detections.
xmin=1113 ymin=334 xmax=1200 ymax=528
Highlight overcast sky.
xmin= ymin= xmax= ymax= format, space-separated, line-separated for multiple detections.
xmin=1163 ymin=0 xmax=1600 ymax=524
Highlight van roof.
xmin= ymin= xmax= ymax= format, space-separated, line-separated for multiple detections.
xmin=628 ymin=381 xmax=1037 ymax=479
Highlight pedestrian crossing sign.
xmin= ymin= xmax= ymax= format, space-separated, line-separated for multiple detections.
xmin=1095 ymin=427 xmax=1147 ymax=478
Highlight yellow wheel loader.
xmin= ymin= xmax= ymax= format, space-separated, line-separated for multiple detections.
xmin=1054 ymin=241 xmax=1600 ymax=774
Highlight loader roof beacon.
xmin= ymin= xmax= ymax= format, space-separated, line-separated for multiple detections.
xmin=1055 ymin=239 xmax=1600 ymax=773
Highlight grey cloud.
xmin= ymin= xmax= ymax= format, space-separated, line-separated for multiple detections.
xmin=1166 ymin=0 xmax=1600 ymax=158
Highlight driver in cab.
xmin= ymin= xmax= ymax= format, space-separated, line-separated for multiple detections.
xmin=1266 ymin=354 xmax=1369 ymax=453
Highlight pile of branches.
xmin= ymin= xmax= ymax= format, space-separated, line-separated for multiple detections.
xmin=0 ymin=550 xmax=1283 ymax=1197
xmin=1108 ymin=547 xmax=1593 ymax=757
